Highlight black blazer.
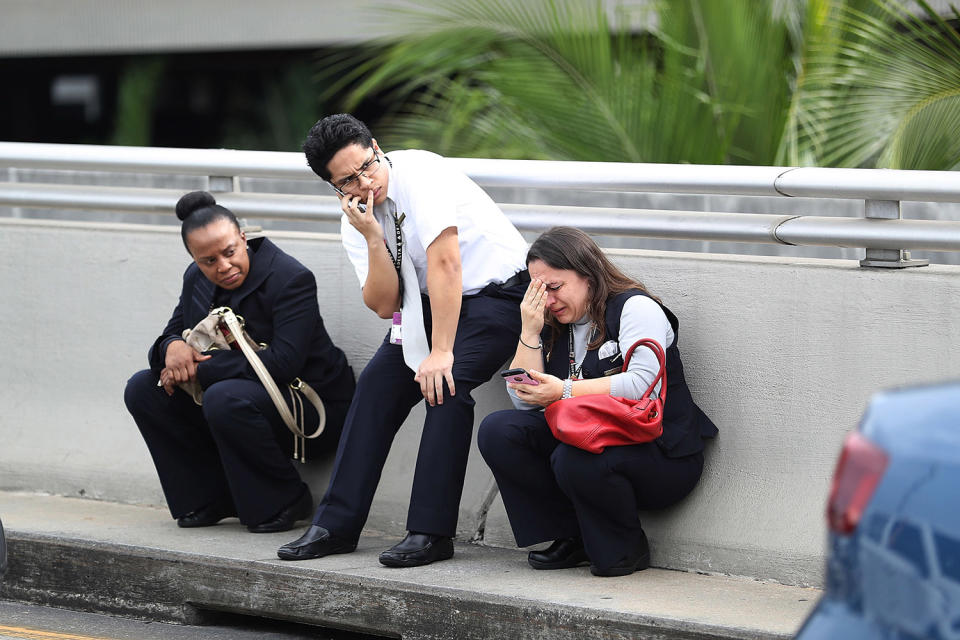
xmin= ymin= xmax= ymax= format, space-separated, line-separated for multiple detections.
xmin=148 ymin=237 xmax=353 ymax=401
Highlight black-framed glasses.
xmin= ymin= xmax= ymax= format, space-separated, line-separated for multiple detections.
xmin=330 ymin=151 xmax=382 ymax=196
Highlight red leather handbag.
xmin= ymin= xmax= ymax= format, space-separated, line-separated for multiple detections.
xmin=544 ymin=339 xmax=666 ymax=454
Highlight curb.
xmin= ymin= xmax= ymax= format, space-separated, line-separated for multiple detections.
xmin=2 ymin=531 xmax=789 ymax=640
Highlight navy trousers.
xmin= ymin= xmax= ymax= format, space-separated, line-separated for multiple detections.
xmin=125 ymin=370 xmax=350 ymax=525
xmin=478 ymin=409 xmax=704 ymax=571
xmin=313 ymin=287 xmax=524 ymax=540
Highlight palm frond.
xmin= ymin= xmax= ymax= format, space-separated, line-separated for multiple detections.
xmin=789 ymin=0 xmax=960 ymax=169
xmin=314 ymin=0 xmax=796 ymax=164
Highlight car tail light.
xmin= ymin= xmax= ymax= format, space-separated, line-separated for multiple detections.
xmin=826 ymin=431 xmax=889 ymax=535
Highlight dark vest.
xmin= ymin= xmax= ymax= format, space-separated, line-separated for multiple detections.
xmin=543 ymin=290 xmax=718 ymax=458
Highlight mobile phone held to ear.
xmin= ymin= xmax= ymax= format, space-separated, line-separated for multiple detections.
xmin=331 ymin=186 xmax=367 ymax=212
xmin=500 ymin=368 xmax=540 ymax=385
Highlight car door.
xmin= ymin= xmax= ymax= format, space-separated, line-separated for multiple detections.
xmin=861 ymin=517 xmax=942 ymax=637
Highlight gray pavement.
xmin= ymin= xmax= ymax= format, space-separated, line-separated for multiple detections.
xmin=0 ymin=492 xmax=819 ymax=639
xmin=0 ymin=600 xmax=379 ymax=639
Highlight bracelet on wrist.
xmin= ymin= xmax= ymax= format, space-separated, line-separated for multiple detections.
xmin=519 ymin=335 xmax=543 ymax=350
xmin=561 ymin=378 xmax=573 ymax=400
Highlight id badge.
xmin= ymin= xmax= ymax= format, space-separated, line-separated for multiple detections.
xmin=390 ymin=312 xmax=403 ymax=344
xmin=598 ymin=340 xmax=619 ymax=360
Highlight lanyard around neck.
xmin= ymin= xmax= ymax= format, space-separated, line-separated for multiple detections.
xmin=384 ymin=211 xmax=403 ymax=274
xmin=382 ymin=199 xmax=405 ymax=299
xmin=567 ymin=323 xmax=594 ymax=380
xmin=378 ymin=154 xmax=406 ymax=299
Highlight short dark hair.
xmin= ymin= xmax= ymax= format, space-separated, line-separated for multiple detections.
xmin=527 ymin=226 xmax=657 ymax=349
xmin=302 ymin=114 xmax=374 ymax=181
xmin=175 ymin=191 xmax=240 ymax=251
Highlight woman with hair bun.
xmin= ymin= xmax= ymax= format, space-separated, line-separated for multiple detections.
xmin=124 ymin=191 xmax=355 ymax=533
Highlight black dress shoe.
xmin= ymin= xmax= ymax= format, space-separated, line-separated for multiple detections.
xmin=378 ymin=532 xmax=454 ymax=568
xmin=527 ymin=538 xmax=589 ymax=570
xmin=590 ymin=530 xmax=650 ymax=577
xmin=277 ymin=525 xmax=357 ymax=561
xmin=177 ymin=502 xmax=236 ymax=528
xmin=248 ymin=488 xmax=313 ymax=533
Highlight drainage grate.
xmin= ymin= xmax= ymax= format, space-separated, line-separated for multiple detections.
xmin=188 ymin=607 xmax=400 ymax=640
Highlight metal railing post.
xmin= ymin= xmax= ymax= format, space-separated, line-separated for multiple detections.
xmin=6 ymin=168 xmax=22 ymax=219
xmin=859 ymin=199 xmax=929 ymax=268
xmin=207 ymin=175 xmax=236 ymax=193
xmin=207 ymin=174 xmax=262 ymax=238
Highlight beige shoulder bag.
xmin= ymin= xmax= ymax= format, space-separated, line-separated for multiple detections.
xmin=180 ymin=306 xmax=325 ymax=462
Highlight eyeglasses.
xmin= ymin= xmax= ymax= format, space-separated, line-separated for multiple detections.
xmin=330 ymin=151 xmax=382 ymax=196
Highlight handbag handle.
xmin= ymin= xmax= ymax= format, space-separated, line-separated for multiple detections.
xmin=620 ymin=338 xmax=667 ymax=406
xmin=217 ymin=307 xmax=326 ymax=442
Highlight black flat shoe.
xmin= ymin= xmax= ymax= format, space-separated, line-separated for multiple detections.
xmin=528 ymin=538 xmax=589 ymax=570
xmin=277 ymin=525 xmax=357 ymax=561
xmin=248 ymin=488 xmax=313 ymax=533
xmin=378 ymin=532 xmax=454 ymax=568
xmin=590 ymin=530 xmax=650 ymax=577
xmin=177 ymin=502 xmax=236 ymax=528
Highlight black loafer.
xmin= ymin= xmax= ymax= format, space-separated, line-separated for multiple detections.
xmin=378 ymin=532 xmax=454 ymax=568
xmin=528 ymin=538 xmax=589 ymax=570
xmin=277 ymin=525 xmax=357 ymax=561
xmin=248 ymin=488 xmax=313 ymax=534
xmin=590 ymin=530 xmax=650 ymax=577
xmin=177 ymin=502 xmax=236 ymax=528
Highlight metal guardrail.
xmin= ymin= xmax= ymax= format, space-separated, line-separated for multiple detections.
xmin=2 ymin=142 xmax=959 ymax=267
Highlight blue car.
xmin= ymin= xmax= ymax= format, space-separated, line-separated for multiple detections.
xmin=797 ymin=382 xmax=960 ymax=639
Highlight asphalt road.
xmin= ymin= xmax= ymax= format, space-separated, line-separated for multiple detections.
xmin=0 ymin=601 xmax=389 ymax=640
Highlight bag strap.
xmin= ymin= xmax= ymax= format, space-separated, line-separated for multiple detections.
xmin=217 ymin=308 xmax=326 ymax=443
xmin=620 ymin=338 xmax=667 ymax=405
xmin=290 ymin=378 xmax=327 ymax=438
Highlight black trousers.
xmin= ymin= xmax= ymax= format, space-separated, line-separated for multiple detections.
xmin=478 ymin=409 xmax=704 ymax=571
xmin=124 ymin=370 xmax=351 ymax=525
xmin=312 ymin=286 xmax=524 ymax=540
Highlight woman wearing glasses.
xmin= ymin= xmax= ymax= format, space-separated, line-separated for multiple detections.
xmin=478 ymin=227 xmax=718 ymax=577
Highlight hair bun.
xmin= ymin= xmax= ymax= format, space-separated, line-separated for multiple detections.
xmin=175 ymin=191 xmax=217 ymax=221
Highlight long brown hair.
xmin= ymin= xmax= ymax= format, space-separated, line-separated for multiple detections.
xmin=526 ymin=226 xmax=659 ymax=350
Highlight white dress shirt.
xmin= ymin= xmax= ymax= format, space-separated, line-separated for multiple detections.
xmin=341 ymin=149 xmax=527 ymax=295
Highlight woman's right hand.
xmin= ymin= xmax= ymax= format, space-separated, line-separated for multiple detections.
xmin=520 ymin=278 xmax=547 ymax=341
xmin=160 ymin=340 xmax=210 ymax=395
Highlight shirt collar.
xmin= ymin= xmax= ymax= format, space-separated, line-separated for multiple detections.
xmin=384 ymin=152 xmax=399 ymax=205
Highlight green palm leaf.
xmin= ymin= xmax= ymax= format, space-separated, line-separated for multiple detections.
xmin=789 ymin=0 xmax=960 ymax=169
xmin=315 ymin=0 xmax=796 ymax=165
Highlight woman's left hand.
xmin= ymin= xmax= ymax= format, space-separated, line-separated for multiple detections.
xmin=509 ymin=369 xmax=564 ymax=407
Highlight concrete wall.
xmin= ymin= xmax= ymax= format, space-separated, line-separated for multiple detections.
xmin=2 ymin=0 xmax=955 ymax=57
xmin=2 ymin=217 xmax=959 ymax=587
xmin=0 ymin=0 xmax=397 ymax=55
xmin=0 ymin=0 xmax=655 ymax=56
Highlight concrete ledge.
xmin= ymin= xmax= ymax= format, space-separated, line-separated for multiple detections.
xmin=9 ymin=219 xmax=958 ymax=585
xmin=0 ymin=492 xmax=815 ymax=640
